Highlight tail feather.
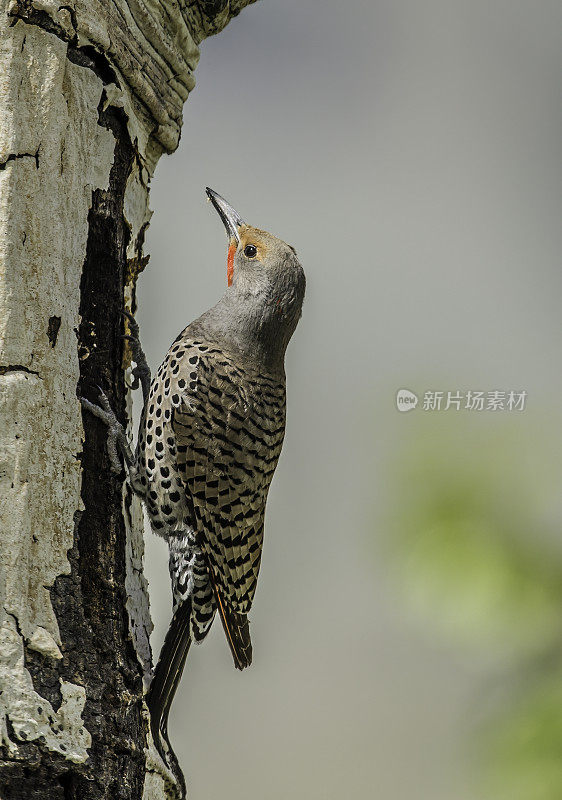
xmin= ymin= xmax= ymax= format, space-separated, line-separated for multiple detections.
xmin=205 ymin=556 xmax=252 ymax=670
xmin=147 ymin=598 xmax=192 ymax=757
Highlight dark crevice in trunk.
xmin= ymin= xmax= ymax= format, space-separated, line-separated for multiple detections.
xmin=67 ymin=45 xmax=119 ymax=87
xmin=0 ymin=364 xmax=39 ymax=376
xmin=59 ymin=770 xmax=77 ymax=800
xmin=47 ymin=316 xmax=62 ymax=348
xmin=64 ymin=102 xmax=146 ymax=799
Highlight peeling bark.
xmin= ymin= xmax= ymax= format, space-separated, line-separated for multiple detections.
xmin=0 ymin=0 xmax=258 ymax=797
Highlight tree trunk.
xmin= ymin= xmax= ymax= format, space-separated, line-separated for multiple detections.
xmin=0 ymin=1 xmax=256 ymax=797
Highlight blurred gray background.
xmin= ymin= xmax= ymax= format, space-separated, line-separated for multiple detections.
xmin=137 ymin=2 xmax=562 ymax=798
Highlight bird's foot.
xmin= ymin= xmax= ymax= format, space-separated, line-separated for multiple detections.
xmin=80 ymin=388 xmax=133 ymax=473
xmin=123 ymin=310 xmax=151 ymax=403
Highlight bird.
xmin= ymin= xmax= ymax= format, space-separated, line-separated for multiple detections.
xmin=81 ymin=188 xmax=305 ymax=759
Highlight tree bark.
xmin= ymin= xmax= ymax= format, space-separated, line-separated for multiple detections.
xmin=0 ymin=1 xmax=257 ymax=797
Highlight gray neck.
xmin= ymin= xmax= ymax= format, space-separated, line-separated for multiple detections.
xmin=190 ymin=288 xmax=297 ymax=374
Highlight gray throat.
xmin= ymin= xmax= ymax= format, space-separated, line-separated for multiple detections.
xmin=190 ymin=289 xmax=299 ymax=374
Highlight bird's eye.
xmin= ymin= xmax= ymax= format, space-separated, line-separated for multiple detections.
xmin=244 ymin=244 xmax=257 ymax=258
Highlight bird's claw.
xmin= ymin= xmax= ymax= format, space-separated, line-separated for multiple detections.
xmin=127 ymin=371 xmax=140 ymax=392
xmin=122 ymin=311 xmax=151 ymax=403
xmin=122 ymin=308 xmax=137 ymax=328
xmin=80 ymin=389 xmax=129 ymax=474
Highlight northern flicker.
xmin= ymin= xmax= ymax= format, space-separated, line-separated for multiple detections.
xmin=81 ymin=188 xmax=305 ymax=758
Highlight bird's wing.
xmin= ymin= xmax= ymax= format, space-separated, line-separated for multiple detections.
xmin=171 ymin=343 xmax=286 ymax=620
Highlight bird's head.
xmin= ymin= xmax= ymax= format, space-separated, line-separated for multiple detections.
xmin=206 ymin=188 xmax=305 ymax=368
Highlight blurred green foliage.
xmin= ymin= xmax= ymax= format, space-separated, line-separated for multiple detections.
xmin=485 ymin=674 xmax=562 ymax=800
xmin=380 ymin=410 xmax=562 ymax=799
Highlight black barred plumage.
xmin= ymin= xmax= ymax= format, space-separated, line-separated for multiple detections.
xmin=138 ymin=337 xmax=286 ymax=645
xmin=82 ymin=189 xmax=305 ymax=761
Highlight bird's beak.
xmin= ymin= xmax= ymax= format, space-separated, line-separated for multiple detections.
xmin=206 ymin=187 xmax=245 ymax=243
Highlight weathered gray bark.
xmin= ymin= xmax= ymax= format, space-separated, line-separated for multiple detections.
xmin=0 ymin=1 xmax=257 ymax=797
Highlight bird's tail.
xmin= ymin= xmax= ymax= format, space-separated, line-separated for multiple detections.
xmin=147 ymin=598 xmax=192 ymax=758
xmin=205 ymin=556 xmax=252 ymax=670
xmin=215 ymin=592 xmax=252 ymax=670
